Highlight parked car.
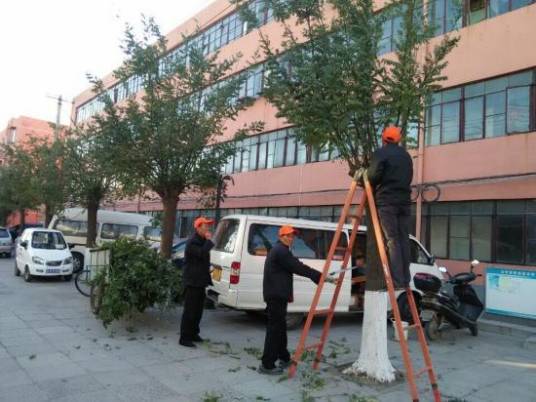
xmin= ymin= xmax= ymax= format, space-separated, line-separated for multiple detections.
xmin=14 ymin=228 xmax=74 ymax=282
xmin=49 ymin=208 xmax=160 ymax=273
xmin=0 ymin=227 xmax=14 ymax=258
xmin=207 ymin=215 xmax=443 ymax=327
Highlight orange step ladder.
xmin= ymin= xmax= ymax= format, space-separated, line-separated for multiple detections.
xmin=288 ymin=172 xmax=441 ymax=402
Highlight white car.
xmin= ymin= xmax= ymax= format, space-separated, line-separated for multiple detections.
xmin=14 ymin=228 xmax=74 ymax=282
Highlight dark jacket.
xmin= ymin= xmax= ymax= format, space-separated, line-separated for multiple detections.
xmin=263 ymin=241 xmax=322 ymax=302
xmin=367 ymin=143 xmax=413 ymax=206
xmin=183 ymin=232 xmax=214 ymax=288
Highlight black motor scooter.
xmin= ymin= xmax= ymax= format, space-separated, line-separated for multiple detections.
xmin=414 ymin=260 xmax=484 ymax=340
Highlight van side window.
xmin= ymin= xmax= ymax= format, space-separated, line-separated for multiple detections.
xmin=213 ymin=219 xmax=240 ymax=253
xmin=101 ymin=224 xmax=138 ymax=240
xmin=55 ymin=219 xmax=88 ymax=237
xmin=143 ymin=226 xmax=161 ymax=242
xmin=411 ymin=240 xmax=432 ymax=265
xmin=0 ymin=228 xmax=9 ymax=238
xmin=248 ymin=224 xmax=348 ymax=260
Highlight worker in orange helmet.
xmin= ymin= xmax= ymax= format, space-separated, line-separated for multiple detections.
xmin=259 ymin=225 xmax=336 ymax=375
xmin=366 ymin=126 xmax=413 ymax=290
xmin=179 ymin=216 xmax=215 ymax=348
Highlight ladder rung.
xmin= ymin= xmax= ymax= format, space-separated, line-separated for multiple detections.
xmin=313 ymin=309 xmax=331 ymax=316
xmin=406 ymin=324 xmax=421 ymax=330
xmin=416 ymin=366 xmax=432 ymax=378
xmin=335 ymin=246 xmax=348 ymax=252
xmin=305 ymin=343 xmax=322 ymax=351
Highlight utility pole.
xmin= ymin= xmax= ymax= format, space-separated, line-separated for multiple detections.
xmin=46 ymin=94 xmax=72 ymax=139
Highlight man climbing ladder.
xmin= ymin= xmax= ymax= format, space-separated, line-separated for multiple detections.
xmin=366 ymin=125 xmax=413 ymax=289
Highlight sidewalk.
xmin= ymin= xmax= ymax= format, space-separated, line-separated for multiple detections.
xmin=1 ymin=259 xmax=535 ymax=401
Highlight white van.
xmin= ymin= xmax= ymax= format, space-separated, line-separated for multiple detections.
xmin=208 ymin=215 xmax=443 ymax=325
xmin=49 ymin=208 xmax=159 ymax=272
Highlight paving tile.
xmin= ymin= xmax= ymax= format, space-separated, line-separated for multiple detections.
xmin=16 ymin=351 xmax=72 ymax=369
xmin=0 ymin=368 xmax=33 ymax=388
xmin=36 ymin=374 xmax=105 ymax=400
xmin=0 ymin=383 xmax=49 ymax=402
xmin=77 ymin=356 xmax=135 ymax=373
xmin=93 ymin=368 xmax=150 ymax=387
xmin=25 ymin=361 xmax=87 ymax=382
xmin=112 ymin=380 xmax=180 ymax=402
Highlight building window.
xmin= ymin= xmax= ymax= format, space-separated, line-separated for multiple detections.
xmin=422 ymin=200 xmax=535 ymax=265
xmin=426 ymin=70 xmax=535 ymax=146
xmin=428 ymin=0 xmax=463 ymax=35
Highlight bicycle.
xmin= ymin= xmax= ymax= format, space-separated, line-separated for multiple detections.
xmin=411 ymin=183 xmax=441 ymax=202
xmin=74 ymin=269 xmax=92 ymax=297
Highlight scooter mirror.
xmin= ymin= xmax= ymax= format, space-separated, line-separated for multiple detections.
xmin=439 ymin=267 xmax=448 ymax=273
xmin=471 ymin=259 xmax=480 ymax=266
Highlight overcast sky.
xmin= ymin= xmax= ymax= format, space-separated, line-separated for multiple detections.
xmin=0 ymin=0 xmax=214 ymax=127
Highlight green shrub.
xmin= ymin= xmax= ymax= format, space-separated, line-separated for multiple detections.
xmin=91 ymin=238 xmax=182 ymax=326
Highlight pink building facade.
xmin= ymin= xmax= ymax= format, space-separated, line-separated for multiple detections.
xmin=0 ymin=116 xmax=59 ymax=226
xmin=71 ymin=1 xmax=536 ymax=284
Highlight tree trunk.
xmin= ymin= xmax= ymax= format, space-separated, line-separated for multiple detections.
xmin=44 ymin=204 xmax=54 ymax=228
xmin=344 ymin=290 xmax=396 ymax=382
xmin=86 ymin=198 xmax=99 ymax=248
xmin=161 ymin=195 xmax=178 ymax=259
xmin=344 ymin=204 xmax=395 ymax=383
xmin=19 ymin=209 xmax=26 ymax=234
xmin=215 ymin=178 xmax=223 ymax=224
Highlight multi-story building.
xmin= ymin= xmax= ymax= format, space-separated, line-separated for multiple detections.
xmin=0 ymin=116 xmax=59 ymax=225
xmin=71 ymin=1 xmax=536 ymax=293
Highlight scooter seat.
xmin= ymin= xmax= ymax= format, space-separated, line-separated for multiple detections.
xmin=450 ymin=272 xmax=476 ymax=285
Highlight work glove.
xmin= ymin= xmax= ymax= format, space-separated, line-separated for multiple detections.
xmin=325 ymin=276 xmax=338 ymax=285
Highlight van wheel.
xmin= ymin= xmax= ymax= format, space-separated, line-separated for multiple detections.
xmin=14 ymin=261 xmax=20 ymax=276
xmin=286 ymin=313 xmax=304 ymax=330
xmin=72 ymin=252 xmax=84 ymax=274
xmin=23 ymin=267 xmax=32 ymax=282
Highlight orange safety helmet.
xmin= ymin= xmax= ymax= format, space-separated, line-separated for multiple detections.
xmin=279 ymin=225 xmax=298 ymax=237
xmin=382 ymin=126 xmax=402 ymax=144
xmin=194 ymin=217 xmax=215 ymax=229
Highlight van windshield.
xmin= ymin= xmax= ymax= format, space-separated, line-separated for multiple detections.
xmin=248 ymin=224 xmax=348 ymax=259
xmin=32 ymin=231 xmax=67 ymax=250
xmin=0 ymin=229 xmax=9 ymax=238
xmin=213 ymin=219 xmax=240 ymax=253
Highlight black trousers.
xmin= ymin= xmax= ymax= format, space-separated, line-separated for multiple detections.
xmin=261 ymin=299 xmax=291 ymax=369
xmin=378 ymin=204 xmax=411 ymax=288
xmin=180 ymin=286 xmax=206 ymax=342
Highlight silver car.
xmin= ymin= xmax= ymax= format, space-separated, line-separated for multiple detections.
xmin=0 ymin=227 xmax=14 ymax=257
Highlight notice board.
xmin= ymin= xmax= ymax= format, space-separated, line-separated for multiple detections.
xmin=486 ymin=267 xmax=536 ymax=320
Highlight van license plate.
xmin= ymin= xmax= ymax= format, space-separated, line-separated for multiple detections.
xmin=46 ymin=269 xmax=60 ymax=274
xmin=212 ymin=267 xmax=222 ymax=281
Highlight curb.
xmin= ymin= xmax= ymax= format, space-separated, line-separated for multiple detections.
xmin=479 ymin=318 xmax=536 ymax=343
